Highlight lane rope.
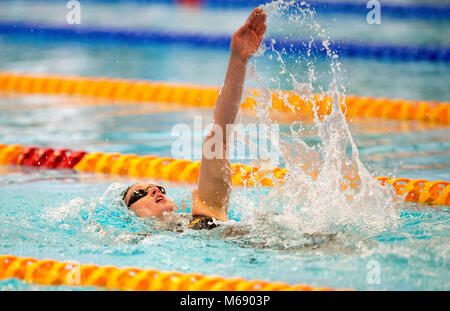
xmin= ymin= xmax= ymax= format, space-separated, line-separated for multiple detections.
xmin=1 ymin=72 xmax=448 ymax=125
xmin=0 ymin=143 xmax=448 ymax=206
xmin=0 ymin=255 xmax=339 ymax=291
xmin=0 ymin=22 xmax=448 ymax=62
xmin=203 ymin=0 xmax=450 ymax=20
xmin=6 ymin=0 xmax=448 ymax=20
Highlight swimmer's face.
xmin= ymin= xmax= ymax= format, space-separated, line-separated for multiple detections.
xmin=123 ymin=182 xmax=175 ymax=218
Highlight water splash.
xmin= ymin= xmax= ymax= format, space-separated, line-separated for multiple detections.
xmin=235 ymin=0 xmax=401 ymax=245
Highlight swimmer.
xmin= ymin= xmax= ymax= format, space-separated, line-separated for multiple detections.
xmin=122 ymin=8 xmax=267 ymax=231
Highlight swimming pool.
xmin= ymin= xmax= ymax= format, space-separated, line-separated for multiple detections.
xmin=0 ymin=0 xmax=449 ymax=291
xmin=0 ymin=93 xmax=448 ymax=290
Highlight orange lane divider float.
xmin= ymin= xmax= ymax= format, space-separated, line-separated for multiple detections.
xmin=0 ymin=143 xmax=449 ymax=206
xmin=0 ymin=255 xmax=339 ymax=291
xmin=0 ymin=71 xmax=448 ymax=125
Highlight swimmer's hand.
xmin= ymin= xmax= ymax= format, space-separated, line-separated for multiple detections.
xmin=230 ymin=8 xmax=267 ymax=62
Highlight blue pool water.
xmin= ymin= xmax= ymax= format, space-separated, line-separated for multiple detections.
xmin=0 ymin=154 xmax=449 ymax=291
xmin=0 ymin=0 xmax=449 ymax=291
xmin=0 ymin=95 xmax=449 ymax=290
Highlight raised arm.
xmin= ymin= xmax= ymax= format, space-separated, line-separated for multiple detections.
xmin=192 ymin=8 xmax=267 ymax=221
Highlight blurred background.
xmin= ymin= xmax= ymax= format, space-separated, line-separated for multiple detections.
xmin=0 ymin=0 xmax=449 ymax=100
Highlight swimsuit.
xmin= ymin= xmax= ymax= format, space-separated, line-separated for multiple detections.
xmin=188 ymin=215 xmax=220 ymax=230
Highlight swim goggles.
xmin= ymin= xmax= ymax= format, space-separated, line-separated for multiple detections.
xmin=127 ymin=184 xmax=166 ymax=207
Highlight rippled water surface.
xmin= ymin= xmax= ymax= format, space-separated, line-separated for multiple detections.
xmin=0 ymin=95 xmax=449 ymax=290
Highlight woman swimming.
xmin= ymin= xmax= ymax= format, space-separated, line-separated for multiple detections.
xmin=121 ymin=8 xmax=267 ymax=230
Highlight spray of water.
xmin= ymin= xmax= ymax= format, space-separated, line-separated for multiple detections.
xmin=232 ymin=0 xmax=401 ymax=247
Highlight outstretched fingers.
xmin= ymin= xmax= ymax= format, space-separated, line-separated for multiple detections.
xmin=248 ymin=8 xmax=264 ymax=30
xmin=250 ymin=11 xmax=266 ymax=38
xmin=255 ymin=15 xmax=267 ymax=37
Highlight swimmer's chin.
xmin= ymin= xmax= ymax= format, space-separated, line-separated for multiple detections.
xmin=133 ymin=201 xmax=175 ymax=219
xmin=160 ymin=201 xmax=175 ymax=212
xmin=157 ymin=202 xmax=176 ymax=218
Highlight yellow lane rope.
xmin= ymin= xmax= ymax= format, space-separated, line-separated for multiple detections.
xmin=0 ymin=71 xmax=448 ymax=124
xmin=0 ymin=255 xmax=340 ymax=291
xmin=0 ymin=143 xmax=448 ymax=206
